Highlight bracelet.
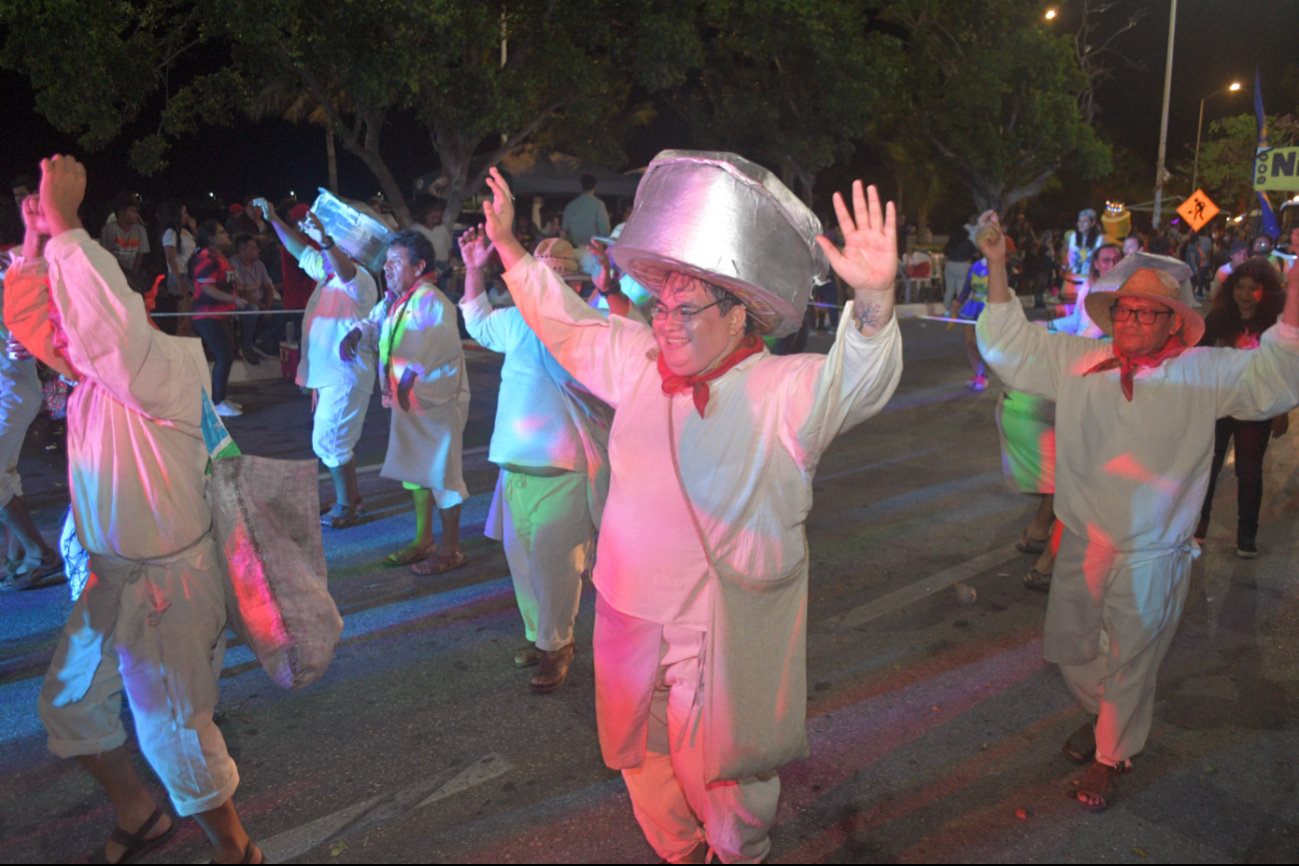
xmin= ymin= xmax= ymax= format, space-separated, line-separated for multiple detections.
xmin=321 ymin=238 xmax=336 ymax=251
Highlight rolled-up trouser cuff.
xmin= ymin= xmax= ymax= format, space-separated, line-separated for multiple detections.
xmin=45 ymin=728 xmax=129 ymax=759
xmin=172 ymin=768 xmax=240 ymax=817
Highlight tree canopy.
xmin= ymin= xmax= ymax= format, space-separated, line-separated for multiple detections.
xmin=879 ymin=0 xmax=1111 ymax=214
xmin=2 ymin=0 xmax=1118 ymax=222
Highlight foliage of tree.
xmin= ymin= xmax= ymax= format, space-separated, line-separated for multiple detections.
xmin=1 ymin=0 xmax=696 ymax=228
xmin=1177 ymin=113 xmax=1299 ymax=211
xmin=879 ymin=0 xmax=1111 ymax=214
xmin=660 ymin=0 xmax=894 ymax=207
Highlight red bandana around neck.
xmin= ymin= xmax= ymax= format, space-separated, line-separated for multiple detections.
xmin=658 ymin=333 xmax=765 ymax=417
xmin=1083 ymin=335 xmax=1188 ymax=401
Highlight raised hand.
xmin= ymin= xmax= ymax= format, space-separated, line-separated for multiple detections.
xmin=302 ymin=212 xmax=329 ymax=244
xmin=38 ymin=155 xmax=86 ymax=236
xmin=458 ymin=225 xmax=494 ymax=271
xmin=20 ymin=194 xmax=49 ymax=237
xmin=974 ymin=210 xmax=1006 ymax=263
xmin=816 ymin=182 xmax=896 ymax=297
xmin=481 ymin=168 xmax=515 ymax=248
xmin=587 ymin=240 xmax=614 ymax=294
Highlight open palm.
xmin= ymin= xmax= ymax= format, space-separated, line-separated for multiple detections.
xmin=458 ymin=226 xmax=494 ymax=270
xmin=816 ymin=182 xmax=896 ymax=296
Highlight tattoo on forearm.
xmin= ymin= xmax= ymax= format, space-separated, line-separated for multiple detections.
xmin=853 ymin=299 xmax=884 ymax=333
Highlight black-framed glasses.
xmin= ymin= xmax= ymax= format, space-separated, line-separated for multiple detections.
xmin=1111 ymin=306 xmax=1173 ymax=325
xmin=652 ymin=298 xmax=725 ymax=324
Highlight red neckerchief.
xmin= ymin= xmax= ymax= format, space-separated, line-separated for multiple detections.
xmin=1083 ymin=335 xmax=1188 ymax=401
xmin=657 ymin=334 xmax=764 ymax=417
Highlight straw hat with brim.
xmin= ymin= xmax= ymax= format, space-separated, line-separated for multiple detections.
xmin=1084 ymin=267 xmax=1205 ymax=346
xmin=610 ymin=150 xmax=829 ymax=337
xmin=534 ymin=237 xmax=588 ymax=281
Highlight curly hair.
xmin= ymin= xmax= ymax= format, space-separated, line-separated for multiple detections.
xmin=1208 ymin=257 xmax=1285 ymax=337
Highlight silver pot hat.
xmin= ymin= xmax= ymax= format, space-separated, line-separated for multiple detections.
xmin=610 ymin=150 xmax=829 ymax=337
xmin=310 ymin=188 xmax=394 ymax=275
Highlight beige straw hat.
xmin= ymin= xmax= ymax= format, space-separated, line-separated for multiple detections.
xmin=534 ymin=237 xmax=586 ymax=280
xmin=1084 ymin=267 xmax=1205 ymax=346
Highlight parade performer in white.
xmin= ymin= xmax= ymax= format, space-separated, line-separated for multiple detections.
xmin=481 ymin=153 xmax=903 ymax=863
xmin=7 ymin=156 xmax=261 ymax=864
xmin=976 ymin=211 xmax=1299 ymax=812
xmin=265 ymin=202 xmax=378 ymax=529
xmin=339 ymin=230 xmax=470 ymax=574
xmin=460 ymin=230 xmax=642 ymax=692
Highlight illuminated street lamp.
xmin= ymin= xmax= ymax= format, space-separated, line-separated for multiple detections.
xmin=1045 ymin=8 xmax=1057 ymax=20
xmin=1192 ymin=81 xmax=1244 ymax=192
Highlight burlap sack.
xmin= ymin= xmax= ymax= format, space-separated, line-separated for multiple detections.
xmin=207 ymin=455 xmax=342 ymax=689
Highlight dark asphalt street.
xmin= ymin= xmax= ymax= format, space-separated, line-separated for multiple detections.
xmin=0 ymin=315 xmax=1296 ymax=863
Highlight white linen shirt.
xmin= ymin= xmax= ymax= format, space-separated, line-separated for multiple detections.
xmin=462 ymin=292 xmax=604 ymax=473
xmin=503 ymin=256 xmax=903 ymax=629
xmin=977 ymin=299 xmax=1299 ymax=551
xmin=12 ymin=231 xmax=211 ymax=559
xmin=295 ymin=248 xmax=378 ymax=392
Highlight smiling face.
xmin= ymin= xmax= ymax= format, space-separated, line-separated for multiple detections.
xmin=652 ymin=272 xmax=748 ymax=377
xmin=1111 ymin=297 xmax=1181 ymax=356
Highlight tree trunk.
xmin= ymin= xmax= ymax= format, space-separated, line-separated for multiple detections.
xmin=337 ymin=112 xmax=413 ymax=228
xmin=325 ymin=125 xmax=338 ymax=194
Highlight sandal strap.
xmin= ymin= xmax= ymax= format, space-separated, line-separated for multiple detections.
xmin=108 ymin=807 xmax=164 ymax=850
xmin=241 ymin=842 xmax=261 ymax=864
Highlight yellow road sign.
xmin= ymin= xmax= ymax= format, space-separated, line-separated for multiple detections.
xmin=1177 ymin=189 xmax=1219 ymax=231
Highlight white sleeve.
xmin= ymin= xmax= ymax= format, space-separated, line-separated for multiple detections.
xmin=44 ymin=230 xmax=202 ymax=429
xmin=782 ymin=315 xmax=903 ymax=470
xmin=976 ymin=300 xmax=1104 ymax=401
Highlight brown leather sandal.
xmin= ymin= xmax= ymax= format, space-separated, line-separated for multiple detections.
xmin=88 ymin=807 xmax=176 ymax=864
xmin=530 ymin=643 xmax=577 ymax=693
xmin=1072 ymin=760 xmax=1126 ymax=812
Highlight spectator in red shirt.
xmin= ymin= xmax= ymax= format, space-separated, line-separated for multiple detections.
xmin=191 ymin=220 xmax=249 ymax=416
xmin=278 ymin=203 xmax=316 ymax=344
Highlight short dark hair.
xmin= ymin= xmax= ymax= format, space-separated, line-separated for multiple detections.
xmin=233 ymin=233 xmax=257 ymax=253
xmin=387 ymin=230 xmax=434 ymax=274
xmin=195 ymin=219 xmax=224 ymax=251
xmin=699 ymin=279 xmax=757 ymax=334
xmin=580 ymin=173 xmax=598 ymax=192
xmin=112 ymin=193 xmax=140 ymax=216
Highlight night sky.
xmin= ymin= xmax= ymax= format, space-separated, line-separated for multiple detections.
xmin=2 ymin=0 xmax=1297 ymax=226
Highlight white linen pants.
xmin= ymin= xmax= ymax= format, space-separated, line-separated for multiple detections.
xmin=1049 ymin=529 xmax=1194 ymax=766
xmin=621 ymin=623 xmax=781 ymax=864
xmin=38 ymin=534 xmax=239 ymax=817
xmin=0 ymin=359 xmax=42 ymax=508
xmin=312 ymin=383 xmax=370 ymax=468
xmin=492 ymin=470 xmax=593 ymax=651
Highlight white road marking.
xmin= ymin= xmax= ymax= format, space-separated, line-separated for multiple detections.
xmin=253 ymin=754 xmax=510 ymax=863
xmin=822 ymin=543 xmax=1021 ymax=631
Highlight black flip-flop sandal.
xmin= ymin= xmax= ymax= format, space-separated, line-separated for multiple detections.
xmin=1070 ymin=760 xmax=1126 ymax=812
xmin=1023 ymin=568 xmax=1052 ymax=592
xmin=1016 ymin=533 xmax=1048 ymax=556
xmin=88 ymin=807 xmax=177 ymax=864
xmin=1063 ymin=718 xmax=1097 ymax=764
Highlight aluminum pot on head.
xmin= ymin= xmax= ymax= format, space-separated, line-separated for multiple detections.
xmin=610 ymin=150 xmax=829 ymax=337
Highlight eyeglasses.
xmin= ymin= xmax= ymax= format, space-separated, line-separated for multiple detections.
xmin=651 ymin=299 xmax=724 ymax=324
xmin=1111 ymin=306 xmax=1173 ymax=325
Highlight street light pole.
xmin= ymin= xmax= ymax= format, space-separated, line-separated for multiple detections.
xmin=1191 ymin=83 xmax=1242 ymax=192
xmin=1152 ymin=0 xmax=1178 ymax=228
